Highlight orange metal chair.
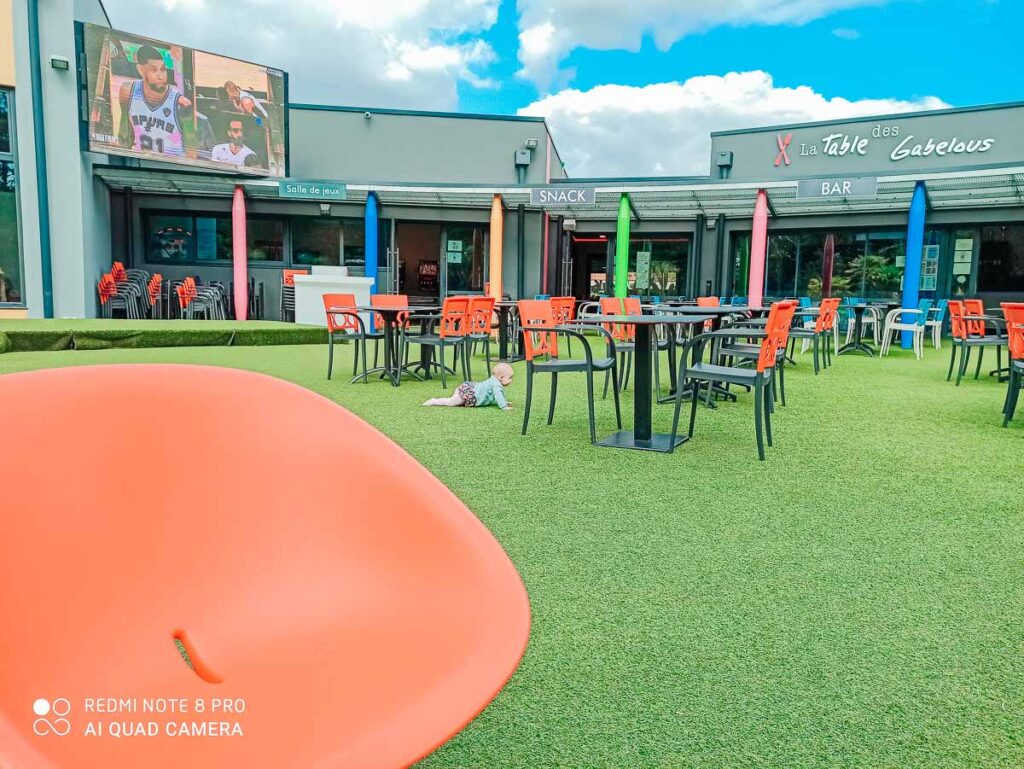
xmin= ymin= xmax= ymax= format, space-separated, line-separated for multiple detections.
xmin=1000 ymin=303 xmax=1024 ymax=427
xmin=323 ymin=293 xmax=382 ymax=383
xmin=465 ymin=295 xmax=497 ymax=378
xmin=948 ymin=299 xmax=1007 ymax=385
xmin=403 ymin=296 xmax=470 ymax=388
xmin=550 ymin=296 xmax=577 ymax=356
xmin=518 ymin=299 xmax=622 ymax=444
xmin=0 ymin=365 xmax=530 ymax=769
xmin=600 ymin=297 xmax=640 ymax=395
xmin=696 ymin=296 xmax=720 ymax=332
xmin=670 ymin=301 xmax=798 ymax=460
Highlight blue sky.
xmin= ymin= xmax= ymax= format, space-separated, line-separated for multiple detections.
xmin=104 ymin=0 xmax=1021 ymax=176
xmin=459 ymin=0 xmax=1023 ymax=113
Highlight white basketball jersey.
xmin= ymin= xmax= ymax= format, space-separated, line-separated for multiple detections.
xmin=128 ymin=80 xmax=184 ymax=157
xmin=211 ymin=142 xmax=257 ymax=166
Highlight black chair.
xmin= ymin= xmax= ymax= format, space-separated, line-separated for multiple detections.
xmin=670 ymin=301 xmax=798 ymax=460
xmin=518 ymin=299 xmax=622 ymax=445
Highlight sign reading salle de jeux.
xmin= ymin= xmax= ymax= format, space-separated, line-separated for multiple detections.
xmin=278 ymin=180 xmax=348 ymax=201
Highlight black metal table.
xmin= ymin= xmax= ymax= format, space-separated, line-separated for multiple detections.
xmin=355 ymin=305 xmax=439 ymax=387
xmin=644 ymin=305 xmax=757 ymax=404
xmin=495 ymin=301 xmax=524 ymax=362
xmin=573 ymin=314 xmax=713 ymax=452
xmin=837 ymin=304 xmax=875 ymax=356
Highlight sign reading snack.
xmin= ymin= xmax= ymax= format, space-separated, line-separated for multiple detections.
xmin=530 ymin=187 xmax=596 ymax=206
xmin=278 ymin=181 xmax=347 ymax=200
xmin=797 ymin=177 xmax=877 ymax=199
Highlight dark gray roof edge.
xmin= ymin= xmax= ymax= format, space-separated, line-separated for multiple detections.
xmin=289 ymin=102 xmax=547 ymax=124
xmin=710 ymin=100 xmax=1024 ymax=137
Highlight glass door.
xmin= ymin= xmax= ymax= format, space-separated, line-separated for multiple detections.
xmin=442 ymin=224 xmax=487 ymax=296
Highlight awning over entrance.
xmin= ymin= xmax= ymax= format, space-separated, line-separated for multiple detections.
xmin=94 ymin=164 xmax=1024 ymax=220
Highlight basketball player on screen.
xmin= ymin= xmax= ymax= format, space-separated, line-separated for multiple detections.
xmin=117 ymin=45 xmax=192 ymax=157
xmin=211 ymin=120 xmax=259 ymax=168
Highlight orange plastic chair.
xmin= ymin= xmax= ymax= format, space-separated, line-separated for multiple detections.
xmin=370 ymin=293 xmax=410 ymax=331
xmin=964 ymin=298 xmax=986 ymax=337
xmin=1000 ymin=303 xmax=1024 ymax=427
xmin=281 ymin=268 xmax=309 ymax=287
xmin=0 ymin=365 xmax=529 ymax=769
xmin=403 ymin=296 xmax=470 ymax=388
xmin=949 ymin=299 xmax=1006 ymax=384
xmin=466 ymin=296 xmax=497 ymax=378
xmin=696 ymin=296 xmax=720 ymax=331
xmin=323 ymin=293 xmax=381 ymax=382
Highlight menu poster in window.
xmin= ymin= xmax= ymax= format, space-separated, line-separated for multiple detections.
xmin=635 ymin=251 xmax=651 ymax=290
xmin=446 ymin=240 xmax=463 ymax=264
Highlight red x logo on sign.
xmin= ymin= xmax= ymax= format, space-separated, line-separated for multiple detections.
xmin=774 ymin=133 xmax=793 ymax=166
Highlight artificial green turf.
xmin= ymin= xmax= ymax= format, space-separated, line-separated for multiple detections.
xmin=1 ymin=341 xmax=1022 ymax=768
xmin=0 ymin=319 xmax=324 ymax=353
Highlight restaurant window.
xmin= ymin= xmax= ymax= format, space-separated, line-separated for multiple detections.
xmin=144 ymin=211 xmax=286 ymax=263
xmin=292 ymin=218 xmax=366 ymax=270
xmin=444 ymin=224 xmax=487 ymax=294
xmin=625 ymin=236 xmax=689 ymax=297
xmin=0 ymin=88 xmax=24 ymax=305
xmin=247 ymin=218 xmax=285 ymax=262
xmin=978 ymin=225 xmax=1024 ymax=292
xmin=734 ymin=228 xmax=942 ymax=301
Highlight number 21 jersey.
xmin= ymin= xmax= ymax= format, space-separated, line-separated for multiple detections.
xmin=128 ymin=80 xmax=184 ymax=157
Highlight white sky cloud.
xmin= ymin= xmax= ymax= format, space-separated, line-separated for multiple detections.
xmin=516 ymin=0 xmax=893 ymax=89
xmin=519 ymin=70 xmax=948 ymax=177
xmin=103 ymin=0 xmax=500 ymax=109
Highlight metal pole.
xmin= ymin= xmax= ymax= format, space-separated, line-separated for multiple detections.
xmin=27 ymin=0 xmax=54 ymax=317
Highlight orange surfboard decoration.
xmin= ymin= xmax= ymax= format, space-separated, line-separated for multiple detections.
xmin=0 ymin=365 xmax=530 ymax=769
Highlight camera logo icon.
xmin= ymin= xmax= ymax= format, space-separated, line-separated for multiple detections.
xmin=32 ymin=698 xmax=72 ymax=736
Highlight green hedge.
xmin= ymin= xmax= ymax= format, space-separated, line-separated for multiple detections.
xmin=0 ymin=322 xmax=325 ymax=353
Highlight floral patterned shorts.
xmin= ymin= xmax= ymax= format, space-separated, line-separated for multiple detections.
xmin=456 ymin=382 xmax=477 ymax=407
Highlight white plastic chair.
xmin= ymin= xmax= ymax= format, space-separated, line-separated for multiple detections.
xmin=880 ymin=306 xmax=930 ymax=359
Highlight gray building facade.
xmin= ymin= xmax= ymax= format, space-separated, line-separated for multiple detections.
xmin=3 ymin=0 xmax=1022 ymax=320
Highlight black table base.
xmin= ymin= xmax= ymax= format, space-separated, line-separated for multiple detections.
xmin=838 ymin=305 xmax=875 ymax=357
xmin=597 ymin=430 xmax=688 ymax=452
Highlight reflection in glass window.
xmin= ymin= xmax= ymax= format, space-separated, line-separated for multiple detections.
xmin=195 ymin=216 xmax=232 ymax=261
xmin=445 ymin=225 xmax=487 ymax=293
xmin=247 ymin=219 xmax=285 ymax=262
xmin=0 ymin=90 xmax=11 ymax=154
xmin=293 ymin=219 xmax=341 ymax=266
xmin=979 ymin=225 xmax=1024 ymax=292
xmin=147 ymin=214 xmax=194 ymax=262
xmin=0 ymin=160 xmax=21 ymax=303
xmin=626 ymin=237 xmax=689 ymax=297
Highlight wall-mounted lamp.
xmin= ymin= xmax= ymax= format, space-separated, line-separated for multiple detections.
xmin=50 ymin=56 xmax=70 ymax=71
xmin=524 ymin=138 xmax=539 ymax=149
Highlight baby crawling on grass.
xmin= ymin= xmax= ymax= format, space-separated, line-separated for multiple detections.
xmin=422 ymin=362 xmax=514 ymax=411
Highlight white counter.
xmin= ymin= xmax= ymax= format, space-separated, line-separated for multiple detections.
xmin=293 ymin=273 xmax=375 ymax=327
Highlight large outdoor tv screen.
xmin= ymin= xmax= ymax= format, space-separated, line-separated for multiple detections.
xmin=81 ymin=23 xmax=287 ymax=177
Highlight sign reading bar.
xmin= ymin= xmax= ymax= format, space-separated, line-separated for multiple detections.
xmin=796 ymin=177 xmax=877 ymax=199
xmin=530 ymin=186 xmax=596 ymax=206
xmin=279 ymin=180 xmax=348 ymax=201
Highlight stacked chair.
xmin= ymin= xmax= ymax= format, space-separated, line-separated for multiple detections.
xmin=280 ymin=269 xmax=308 ymax=321
xmin=174 ymin=277 xmax=227 ymax=320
